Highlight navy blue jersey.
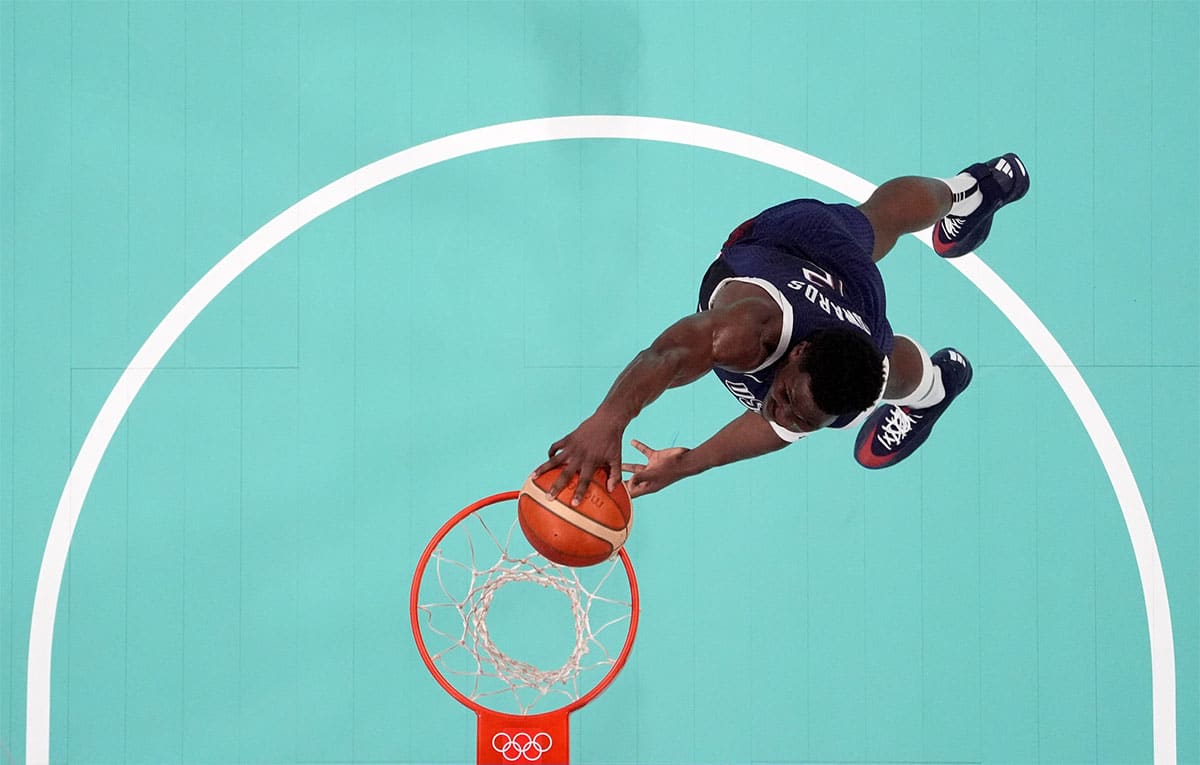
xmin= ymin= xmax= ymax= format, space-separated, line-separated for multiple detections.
xmin=698 ymin=199 xmax=893 ymax=438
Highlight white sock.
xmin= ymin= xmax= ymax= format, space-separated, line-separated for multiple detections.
xmin=941 ymin=173 xmax=982 ymax=218
xmin=887 ymin=345 xmax=946 ymax=409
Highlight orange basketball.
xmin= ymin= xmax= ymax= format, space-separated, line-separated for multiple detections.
xmin=518 ymin=467 xmax=633 ymax=567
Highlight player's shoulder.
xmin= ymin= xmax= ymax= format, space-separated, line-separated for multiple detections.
xmin=709 ymin=277 xmax=779 ymax=311
xmin=705 ymin=281 xmax=783 ymax=372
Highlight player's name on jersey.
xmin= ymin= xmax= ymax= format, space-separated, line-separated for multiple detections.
xmin=723 ymin=380 xmax=762 ymax=412
xmin=785 ymin=279 xmax=871 ymax=335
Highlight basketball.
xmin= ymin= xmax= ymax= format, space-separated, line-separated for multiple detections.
xmin=518 ymin=467 xmax=633 ymax=567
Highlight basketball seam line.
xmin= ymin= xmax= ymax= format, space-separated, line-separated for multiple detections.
xmin=520 ymin=476 xmax=630 ymax=550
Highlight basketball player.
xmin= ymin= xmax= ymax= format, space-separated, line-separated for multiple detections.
xmin=536 ymin=155 xmax=1030 ymax=504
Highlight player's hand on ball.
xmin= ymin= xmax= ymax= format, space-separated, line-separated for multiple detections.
xmin=622 ymin=439 xmax=690 ymax=497
xmin=535 ymin=413 xmax=625 ymax=506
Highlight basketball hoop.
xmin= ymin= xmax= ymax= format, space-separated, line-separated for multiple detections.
xmin=411 ymin=491 xmax=640 ymax=764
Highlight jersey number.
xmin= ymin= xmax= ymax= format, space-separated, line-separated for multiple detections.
xmin=801 ymin=264 xmax=845 ymax=296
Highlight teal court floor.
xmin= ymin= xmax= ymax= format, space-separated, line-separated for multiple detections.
xmin=2 ymin=2 xmax=1198 ymax=763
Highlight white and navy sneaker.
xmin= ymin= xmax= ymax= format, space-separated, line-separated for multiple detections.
xmin=932 ymin=153 xmax=1030 ymax=258
xmin=854 ymin=348 xmax=973 ymax=469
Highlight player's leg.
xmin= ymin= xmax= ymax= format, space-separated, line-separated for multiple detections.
xmin=880 ymin=335 xmax=930 ymax=400
xmin=853 ymin=335 xmax=973 ymax=469
xmin=857 ymin=178 xmax=953 ymax=262
xmin=858 ymin=154 xmax=1030 ymax=263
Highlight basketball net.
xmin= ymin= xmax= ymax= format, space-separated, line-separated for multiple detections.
xmin=411 ymin=492 xmax=638 ymax=764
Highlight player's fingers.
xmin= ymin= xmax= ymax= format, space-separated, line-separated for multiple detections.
xmin=532 ymin=450 xmax=565 ymax=478
xmin=626 ymin=477 xmax=650 ymax=498
xmin=620 ymin=462 xmax=644 ymax=475
xmin=547 ymin=461 xmax=576 ymax=496
xmin=630 ymin=439 xmax=653 ymax=456
xmin=607 ymin=460 xmax=622 ymax=492
xmin=571 ymin=462 xmax=595 ymax=507
xmin=546 ymin=438 xmax=566 ymax=459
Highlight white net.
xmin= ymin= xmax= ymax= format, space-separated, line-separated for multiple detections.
xmin=414 ymin=503 xmax=635 ymax=716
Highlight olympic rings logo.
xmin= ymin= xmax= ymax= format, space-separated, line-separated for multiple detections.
xmin=491 ymin=730 xmax=553 ymax=762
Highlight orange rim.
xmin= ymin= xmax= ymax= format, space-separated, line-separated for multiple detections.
xmin=409 ymin=490 xmax=640 ymax=716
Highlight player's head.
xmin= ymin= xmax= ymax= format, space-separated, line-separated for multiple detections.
xmin=763 ymin=328 xmax=886 ymax=434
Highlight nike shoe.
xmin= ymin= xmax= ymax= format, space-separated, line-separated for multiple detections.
xmin=932 ymin=153 xmax=1030 ymax=258
xmin=854 ymin=348 xmax=973 ymax=469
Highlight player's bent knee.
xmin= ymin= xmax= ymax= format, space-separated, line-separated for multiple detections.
xmin=857 ymin=202 xmax=900 ymax=262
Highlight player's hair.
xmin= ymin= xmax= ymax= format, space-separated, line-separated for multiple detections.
xmin=796 ymin=328 xmax=886 ymax=416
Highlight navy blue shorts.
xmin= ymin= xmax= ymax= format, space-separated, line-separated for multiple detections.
xmin=721 ymin=198 xmax=877 ymax=277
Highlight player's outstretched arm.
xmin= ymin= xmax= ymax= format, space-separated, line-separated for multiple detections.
xmin=622 ymin=410 xmax=789 ymax=497
xmin=535 ymin=296 xmax=776 ymax=506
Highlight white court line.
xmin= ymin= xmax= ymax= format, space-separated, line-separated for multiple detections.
xmin=25 ymin=116 xmax=1175 ymax=764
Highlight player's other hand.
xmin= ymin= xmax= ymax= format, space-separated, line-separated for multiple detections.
xmin=534 ymin=413 xmax=625 ymax=506
xmin=622 ymin=439 xmax=690 ymax=497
